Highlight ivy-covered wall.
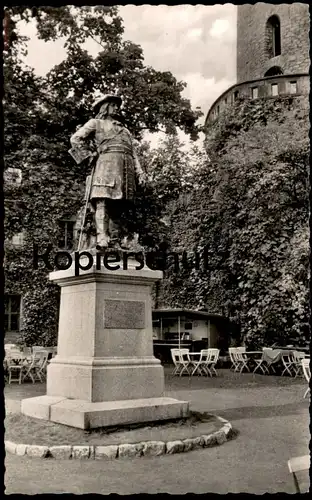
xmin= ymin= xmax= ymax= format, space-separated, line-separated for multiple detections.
xmin=155 ymin=95 xmax=310 ymax=349
xmin=4 ymin=157 xmax=86 ymax=345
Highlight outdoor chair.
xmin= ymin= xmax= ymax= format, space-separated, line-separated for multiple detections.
xmin=281 ymin=352 xmax=296 ymax=377
xmin=234 ymin=350 xmax=249 ymax=374
xmin=23 ymin=350 xmax=48 ymax=383
xmin=229 ymin=347 xmax=246 ymax=371
xmin=34 ymin=350 xmax=49 ymax=381
xmin=22 ymin=347 xmax=32 ymax=356
xmin=6 ymin=353 xmax=28 ymax=384
xmin=287 ymin=454 xmax=310 ymax=493
xmin=253 ymin=349 xmax=279 ymax=375
xmin=171 ymin=349 xmax=182 ymax=376
xmin=205 ymin=348 xmax=220 ymax=376
xmin=178 ymin=349 xmax=193 ymax=377
xmin=291 ymin=351 xmax=306 ymax=378
xmin=229 ymin=348 xmax=238 ymax=371
xmin=301 ymin=358 xmax=310 ymax=399
xmin=253 ymin=354 xmax=270 ymax=375
xmin=261 ymin=347 xmax=276 ymax=374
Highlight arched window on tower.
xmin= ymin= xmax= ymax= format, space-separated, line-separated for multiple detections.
xmin=264 ymin=66 xmax=283 ymax=77
xmin=266 ymin=15 xmax=281 ymax=58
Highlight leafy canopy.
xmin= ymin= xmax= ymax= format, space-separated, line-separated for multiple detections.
xmin=3 ymin=5 xmax=203 ymax=346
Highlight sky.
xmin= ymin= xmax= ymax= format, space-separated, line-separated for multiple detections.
xmin=20 ymin=4 xmax=237 ymax=148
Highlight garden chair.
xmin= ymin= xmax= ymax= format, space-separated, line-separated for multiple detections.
xmin=178 ymin=349 xmax=193 ymax=377
xmin=287 ymin=454 xmax=310 ymax=493
xmin=229 ymin=348 xmax=238 ymax=371
xmin=22 ymin=346 xmax=32 ymax=356
xmin=34 ymin=350 xmax=49 ymax=381
xmin=301 ymin=358 xmax=310 ymax=399
xmin=260 ymin=347 xmax=277 ymax=374
xmin=171 ymin=349 xmax=182 ymax=376
xmin=6 ymin=353 xmax=28 ymax=384
xmin=253 ymin=356 xmax=269 ymax=374
xmin=229 ymin=347 xmax=245 ymax=371
xmin=281 ymin=351 xmax=296 ymax=377
xmin=253 ymin=350 xmax=273 ymax=375
xmin=291 ymin=351 xmax=305 ymax=378
xmin=23 ymin=350 xmax=48 ymax=383
xmin=205 ymin=348 xmax=220 ymax=376
xmin=22 ymin=354 xmax=36 ymax=383
xmin=234 ymin=350 xmax=250 ymax=373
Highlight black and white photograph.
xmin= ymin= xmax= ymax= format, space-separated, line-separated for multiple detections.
xmin=3 ymin=3 xmax=310 ymax=494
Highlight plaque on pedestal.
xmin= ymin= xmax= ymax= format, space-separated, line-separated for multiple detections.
xmin=22 ymin=259 xmax=189 ymax=429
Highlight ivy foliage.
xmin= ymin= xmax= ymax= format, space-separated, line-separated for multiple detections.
xmin=159 ymin=97 xmax=310 ymax=348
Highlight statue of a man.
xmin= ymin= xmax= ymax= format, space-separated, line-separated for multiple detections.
xmin=69 ymin=94 xmax=144 ymax=250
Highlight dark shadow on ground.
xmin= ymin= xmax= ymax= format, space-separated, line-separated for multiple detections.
xmin=215 ymin=400 xmax=309 ymax=421
xmin=4 ymin=382 xmax=46 ymax=400
xmin=163 ymin=367 xmax=307 ymax=390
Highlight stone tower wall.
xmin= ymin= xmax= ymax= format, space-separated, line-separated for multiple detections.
xmin=237 ymin=3 xmax=310 ymax=83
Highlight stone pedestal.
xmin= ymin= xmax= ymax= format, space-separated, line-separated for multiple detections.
xmin=22 ymin=257 xmax=189 ymax=429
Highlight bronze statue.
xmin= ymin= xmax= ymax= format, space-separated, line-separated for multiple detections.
xmin=69 ymin=94 xmax=145 ymax=250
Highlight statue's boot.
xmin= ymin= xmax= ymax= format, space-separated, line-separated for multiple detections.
xmin=95 ymin=200 xmax=110 ymax=248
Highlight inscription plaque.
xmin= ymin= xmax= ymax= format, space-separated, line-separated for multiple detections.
xmin=104 ymin=299 xmax=145 ymax=329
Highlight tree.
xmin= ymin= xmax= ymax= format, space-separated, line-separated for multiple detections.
xmin=3 ymin=6 xmax=203 ymax=346
xmin=4 ymin=6 xmax=202 ymax=143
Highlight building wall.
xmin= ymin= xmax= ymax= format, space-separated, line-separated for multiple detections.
xmin=205 ymin=73 xmax=309 ymax=124
xmin=237 ymin=3 xmax=310 ymax=82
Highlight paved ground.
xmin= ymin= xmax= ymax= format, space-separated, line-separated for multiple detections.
xmin=4 ymin=368 xmax=310 ymax=494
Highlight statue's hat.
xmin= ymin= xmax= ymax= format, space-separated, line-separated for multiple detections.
xmin=92 ymin=94 xmax=122 ymax=113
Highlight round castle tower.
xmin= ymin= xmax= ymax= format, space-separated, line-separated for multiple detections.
xmin=205 ymin=3 xmax=309 ymax=124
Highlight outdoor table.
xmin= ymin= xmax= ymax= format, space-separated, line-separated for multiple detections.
xmin=5 ymin=354 xmax=30 ymax=363
xmin=262 ymin=349 xmax=293 ymax=365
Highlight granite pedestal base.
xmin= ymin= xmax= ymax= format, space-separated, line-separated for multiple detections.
xmin=21 ymin=395 xmax=189 ymax=430
xmin=22 ymin=257 xmax=189 ymax=428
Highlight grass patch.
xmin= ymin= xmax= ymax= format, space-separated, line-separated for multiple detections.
xmin=5 ymin=411 xmax=224 ymax=447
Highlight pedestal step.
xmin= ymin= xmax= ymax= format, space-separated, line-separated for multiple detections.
xmin=21 ymin=395 xmax=189 ymax=430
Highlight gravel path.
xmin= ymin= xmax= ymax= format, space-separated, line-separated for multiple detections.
xmin=5 ymin=370 xmax=310 ymax=494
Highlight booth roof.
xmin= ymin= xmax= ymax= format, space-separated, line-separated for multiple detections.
xmin=152 ymin=308 xmax=227 ymax=320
